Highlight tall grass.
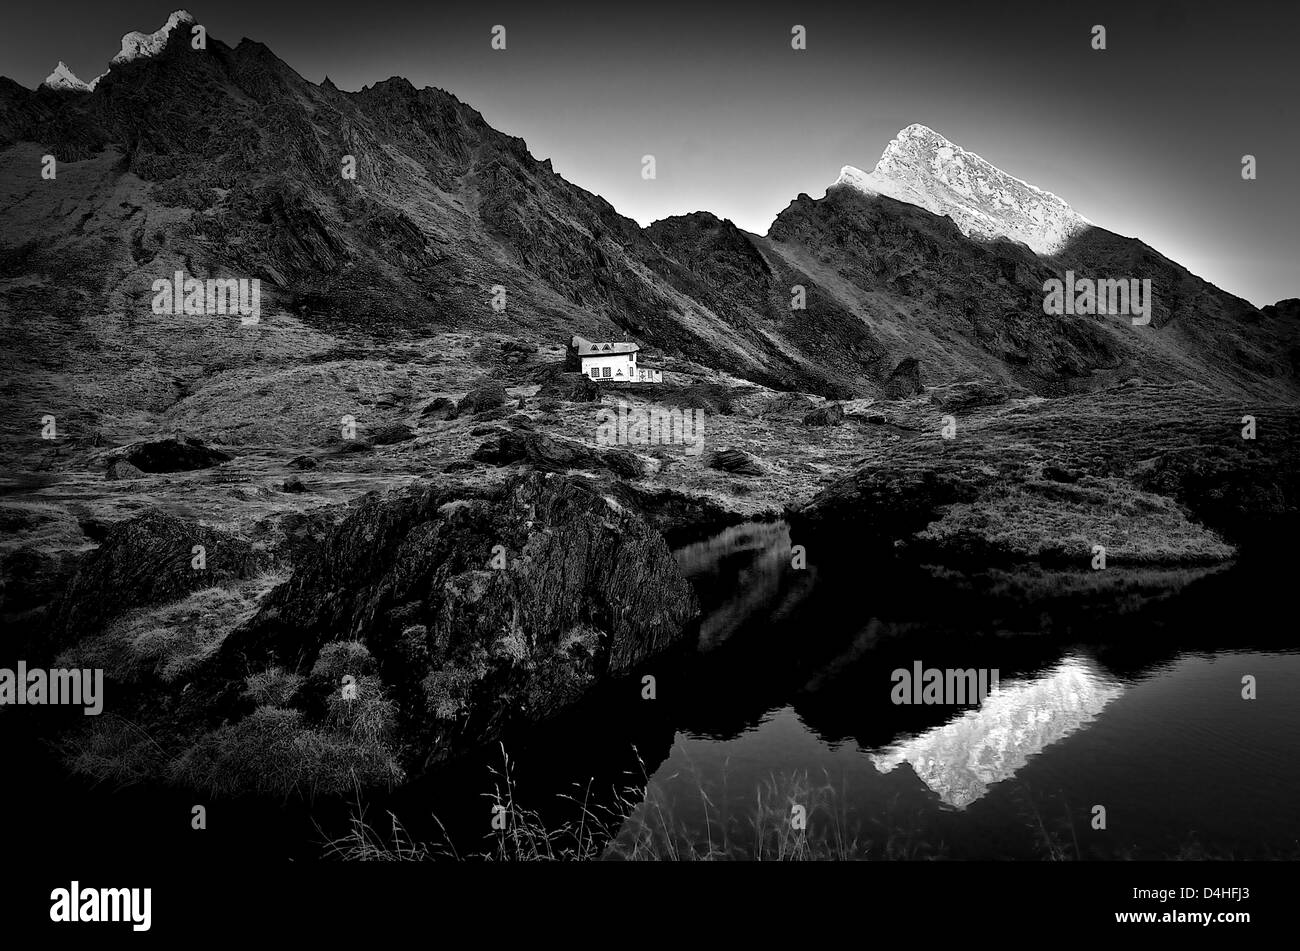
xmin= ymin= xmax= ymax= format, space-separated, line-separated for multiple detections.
xmin=322 ymin=744 xmax=943 ymax=861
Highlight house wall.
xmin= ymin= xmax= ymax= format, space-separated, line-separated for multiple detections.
xmin=581 ymin=352 xmax=638 ymax=381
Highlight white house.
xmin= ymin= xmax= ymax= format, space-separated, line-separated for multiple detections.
xmin=568 ymin=335 xmax=662 ymax=383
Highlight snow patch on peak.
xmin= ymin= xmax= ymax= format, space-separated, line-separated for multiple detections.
xmin=834 ymin=124 xmax=1092 ymax=255
xmin=112 ymin=10 xmax=195 ymax=64
xmin=42 ymin=62 xmax=92 ymax=92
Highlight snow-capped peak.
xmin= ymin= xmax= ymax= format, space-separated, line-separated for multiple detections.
xmin=41 ymin=62 xmax=93 ymax=92
xmin=111 ymin=10 xmax=195 ymax=64
xmin=835 ymin=123 xmax=1091 ymax=255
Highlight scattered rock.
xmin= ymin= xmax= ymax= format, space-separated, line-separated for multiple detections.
xmin=803 ymin=402 xmax=845 ymax=426
xmin=930 ymin=379 xmax=1027 ymax=413
xmin=471 ymin=430 xmax=645 ymax=478
xmin=522 ymin=433 xmax=604 ymax=473
xmin=106 ymin=458 xmax=146 ymax=481
xmin=370 ymin=423 xmax=416 ymax=446
xmin=419 ymin=397 xmax=457 ymax=421
xmin=471 ymin=430 xmax=530 ymax=465
xmin=287 ymin=455 xmax=318 ymax=470
xmin=759 ymin=391 xmax=817 ymax=416
xmin=603 ymin=449 xmax=648 ymax=480
xmin=282 ymin=477 xmax=308 ymax=493
xmin=454 ymin=384 xmax=509 ymax=418
xmin=706 ymin=447 xmax=765 ymax=476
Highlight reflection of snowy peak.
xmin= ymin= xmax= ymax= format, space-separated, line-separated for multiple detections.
xmin=835 ymin=123 xmax=1092 ymax=255
xmin=112 ymin=10 xmax=195 ymax=64
xmin=870 ymin=656 xmax=1124 ymax=809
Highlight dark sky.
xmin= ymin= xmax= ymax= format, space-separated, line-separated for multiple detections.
xmin=3 ymin=1 xmax=1297 ymax=305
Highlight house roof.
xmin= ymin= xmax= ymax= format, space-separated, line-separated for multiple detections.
xmin=571 ymin=334 xmax=639 ymax=355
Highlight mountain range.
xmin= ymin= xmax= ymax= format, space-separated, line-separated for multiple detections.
xmin=0 ymin=7 xmax=1297 ymax=450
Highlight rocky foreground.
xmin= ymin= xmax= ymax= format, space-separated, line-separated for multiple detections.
xmin=2 ymin=340 xmax=1297 ymax=796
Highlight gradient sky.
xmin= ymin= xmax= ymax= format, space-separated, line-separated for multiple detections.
xmin=3 ymin=1 xmax=1296 ymax=304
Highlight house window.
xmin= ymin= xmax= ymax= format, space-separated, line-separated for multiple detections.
xmin=602 ymin=367 xmax=611 ymax=378
xmin=589 ymin=367 xmax=599 ymax=378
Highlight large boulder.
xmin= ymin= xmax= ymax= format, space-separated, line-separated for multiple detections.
xmin=214 ymin=472 xmax=699 ymax=765
xmin=370 ymin=423 xmax=417 ymax=445
xmin=104 ymin=436 xmax=233 ymax=474
xmin=802 ymin=402 xmax=845 ymax=426
xmin=929 ymin=379 xmax=1028 ymax=413
xmin=470 ymin=429 xmax=530 ymax=465
xmin=419 ymin=397 xmax=457 ymax=421
xmin=471 ymin=431 xmax=647 ymax=478
xmin=883 ymin=357 xmax=924 ymax=399
xmin=706 ymin=447 xmax=765 ymax=476
xmin=537 ymin=370 xmax=601 ymax=403
xmin=453 ymin=384 xmax=509 ymax=418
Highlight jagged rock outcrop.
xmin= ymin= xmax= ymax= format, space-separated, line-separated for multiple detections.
xmin=213 ymin=472 xmax=698 ymax=765
xmin=48 ymin=511 xmax=257 ymax=648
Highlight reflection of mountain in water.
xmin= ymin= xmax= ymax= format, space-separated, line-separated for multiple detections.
xmin=869 ymin=655 xmax=1125 ymax=809
xmin=673 ymin=521 xmax=815 ymax=649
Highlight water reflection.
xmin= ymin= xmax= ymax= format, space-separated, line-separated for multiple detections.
xmin=674 ymin=520 xmax=816 ymax=649
xmin=869 ymin=654 xmax=1125 ymax=809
